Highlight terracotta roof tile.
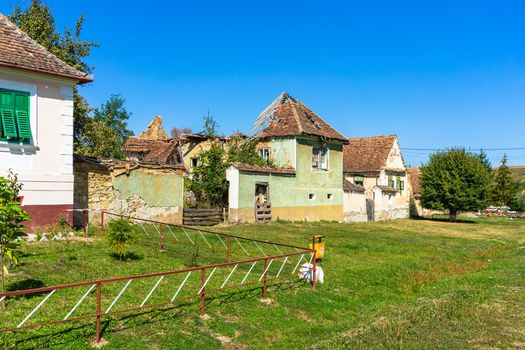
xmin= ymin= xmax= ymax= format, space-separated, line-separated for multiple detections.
xmin=143 ymin=141 xmax=180 ymax=165
xmin=343 ymin=135 xmax=397 ymax=173
xmin=232 ymin=162 xmax=296 ymax=175
xmin=258 ymin=95 xmax=347 ymax=142
xmin=123 ymin=137 xmax=168 ymax=153
xmin=407 ymin=167 xmax=421 ymax=196
xmin=0 ymin=13 xmax=91 ymax=82
xmin=343 ymin=178 xmax=365 ymax=192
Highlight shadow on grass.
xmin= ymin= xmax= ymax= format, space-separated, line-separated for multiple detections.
xmin=6 ymin=278 xmax=46 ymax=299
xmin=410 ymin=216 xmax=477 ymax=224
xmin=110 ymin=252 xmax=143 ymax=261
xmin=9 ymin=279 xmax=307 ymax=348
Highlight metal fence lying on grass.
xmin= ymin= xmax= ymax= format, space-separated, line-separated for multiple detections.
xmin=0 ymin=212 xmax=317 ymax=345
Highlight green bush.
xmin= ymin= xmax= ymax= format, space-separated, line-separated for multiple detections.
xmin=106 ymin=218 xmax=135 ymax=259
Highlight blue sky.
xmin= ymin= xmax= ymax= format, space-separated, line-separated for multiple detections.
xmin=1 ymin=1 xmax=524 ymax=166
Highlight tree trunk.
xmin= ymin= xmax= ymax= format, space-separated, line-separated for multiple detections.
xmin=449 ymin=210 xmax=457 ymax=222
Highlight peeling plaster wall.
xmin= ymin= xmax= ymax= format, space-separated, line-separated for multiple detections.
xmin=74 ymin=162 xmax=184 ymax=225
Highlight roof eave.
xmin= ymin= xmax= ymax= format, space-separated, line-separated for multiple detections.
xmin=0 ymin=62 xmax=93 ymax=84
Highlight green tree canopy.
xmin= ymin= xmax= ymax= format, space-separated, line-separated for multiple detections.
xmin=492 ymin=154 xmax=514 ymax=207
xmin=9 ymin=0 xmax=99 ymax=152
xmin=420 ymin=148 xmax=491 ymax=221
xmin=77 ymin=95 xmax=133 ymax=159
xmin=189 ymin=144 xmax=228 ymax=208
xmin=202 ymin=111 xmax=220 ymax=137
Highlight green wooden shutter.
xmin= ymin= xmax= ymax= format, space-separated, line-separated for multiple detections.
xmin=396 ymin=176 xmax=401 ymax=190
xmin=0 ymin=91 xmax=17 ymax=138
xmin=14 ymin=94 xmax=31 ymax=139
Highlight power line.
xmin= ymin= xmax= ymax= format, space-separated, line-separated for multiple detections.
xmin=401 ymin=147 xmax=525 ymax=152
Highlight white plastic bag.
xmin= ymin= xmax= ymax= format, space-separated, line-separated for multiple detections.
xmin=298 ymin=263 xmax=324 ymax=284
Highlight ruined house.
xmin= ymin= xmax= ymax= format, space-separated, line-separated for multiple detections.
xmin=227 ymin=93 xmax=348 ymax=223
xmin=123 ymin=115 xmax=180 ymax=164
xmin=343 ymin=135 xmax=409 ymax=221
xmin=73 ymin=155 xmax=185 ymax=225
xmin=74 ymin=115 xmax=185 ymax=225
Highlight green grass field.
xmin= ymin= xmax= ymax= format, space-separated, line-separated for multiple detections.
xmin=1 ymin=216 xmax=525 ymax=349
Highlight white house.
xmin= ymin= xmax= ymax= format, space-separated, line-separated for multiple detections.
xmin=0 ymin=14 xmax=92 ymax=228
xmin=343 ymin=135 xmax=409 ymax=221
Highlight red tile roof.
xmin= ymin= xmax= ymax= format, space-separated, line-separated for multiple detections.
xmin=407 ymin=167 xmax=421 ymax=197
xmin=232 ymin=162 xmax=296 ymax=175
xmin=343 ymin=178 xmax=365 ymax=192
xmin=343 ymin=135 xmax=397 ymax=173
xmin=0 ymin=14 xmax=91 ymax=83
xmin=258 ymin=94 xmax=347 ymax=142
xmin=143 ymin=141 xmax=180 ymax=165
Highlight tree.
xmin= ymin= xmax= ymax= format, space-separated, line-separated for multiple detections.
xmin=188 ymin=144 xmax=228 ymax=208
xmin=492 ymin=154 xmax=514 ymax=207
xmin=0 ymin=172 xmax=30 ymax=292
xmin=75 ymin=95 xmax=133 ymax=159
xmin=76 ymin=120 xmax=122 ymax=159
xmin=106 ymin=218 xmax=135 ymax=260
xmin=203 ymin=111 xmax=219 ymax=137
xmin=227 ymin=137 xmax=272 ymax=166
xmin=511 ymin=179 xmax=525 ymax=212
xmin=171 ymin=127 xmax=193 ymax=139
xmin=93 ymin=95 xmax=134 ymax=147
xmin=420 ymin=148 xmax=491 ymax=221
xmin=9 ymin=1 xmax=99 ymax=152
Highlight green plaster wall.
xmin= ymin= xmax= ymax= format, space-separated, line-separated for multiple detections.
xmin=270 ymin=138 xmax=296 ymax=167
xmin=237 ymin=137 xmax=344 ymax=209
xmin=113 ymin=170 xmax=184 ymax=207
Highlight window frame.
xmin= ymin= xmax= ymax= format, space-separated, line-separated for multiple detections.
xmin=0 ymin=88 xmax=31 ymax=144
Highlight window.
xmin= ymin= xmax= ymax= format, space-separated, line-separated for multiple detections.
xmin=259 ymin=148 xmax=270 ymax=162
xmin=190 ymin=157 xmax=200 ymax=168
xmin=312 ymin=147 xmax=320 ymax=168
xmin=327 ymin=193 xmax=333 ymax=200
xmin=399 ymin=180 xmax=405 ymax=191
xmin=354 ymin=175 xmax=364 ymax=186
xmin=308 ymin=193 xmax=316 ymax=200
xmin=388 ymin=175 xmax=395 ymax=188
xmin=0 ymin=89 xmax=31 ymax=142
xmin=312 ymin=144 xmax=329 ymax=170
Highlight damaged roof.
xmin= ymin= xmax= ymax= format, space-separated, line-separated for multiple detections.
xmin=343 ymin=178 xmax=365 ymax=192
xmin=0 ymin=13 xmax=91 ymax=83
xmin=257 ymin=93 xmax=347 ymax=142
xmin=343 ymin=135 xmax=397 ymax=173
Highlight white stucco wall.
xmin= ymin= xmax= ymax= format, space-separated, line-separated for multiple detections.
xmin=343 ymin=190 xmax=367 ymax=222
xmin=0 ymin=69 xmax=76 ymax=206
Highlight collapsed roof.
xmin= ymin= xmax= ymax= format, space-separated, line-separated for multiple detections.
xmin=253 ymin=92 xmax=347 ymax=142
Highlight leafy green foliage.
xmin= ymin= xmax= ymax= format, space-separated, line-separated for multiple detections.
xmin=77 ymin=95 xmax=134 ymax=159
xmin=510 ymin=178 xmax=525 ymax=211
xmin=492 ymin=154 xmax=514 ymax=207
xmin=420 ymin=148 xmax=491 ymax=221
xmin=9 ymin=1 xmax=99 ymax=152
xmin=0 ymin=171 xmax=30 ymax=291
xmin=203 ymin=111 xmax=219 ymax=137
xmin=189 ymin=137 xmax=271 ymax=208
xmin=188 ymin=144 xmax=228 ymax=208
xmin=227 ymin=137 xmax=273 ymax=167
xmin=106 ymin=218 xmax=135 ymax=259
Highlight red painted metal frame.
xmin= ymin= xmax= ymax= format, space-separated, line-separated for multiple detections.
xmin=103 ymin=211 xmax=308 ymax=251
xmin=1 ymin=211 xmax=318 ymax=344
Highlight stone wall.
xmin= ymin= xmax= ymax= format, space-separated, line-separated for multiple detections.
xmin=73 ymin=158 xmax=185 ymax=226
